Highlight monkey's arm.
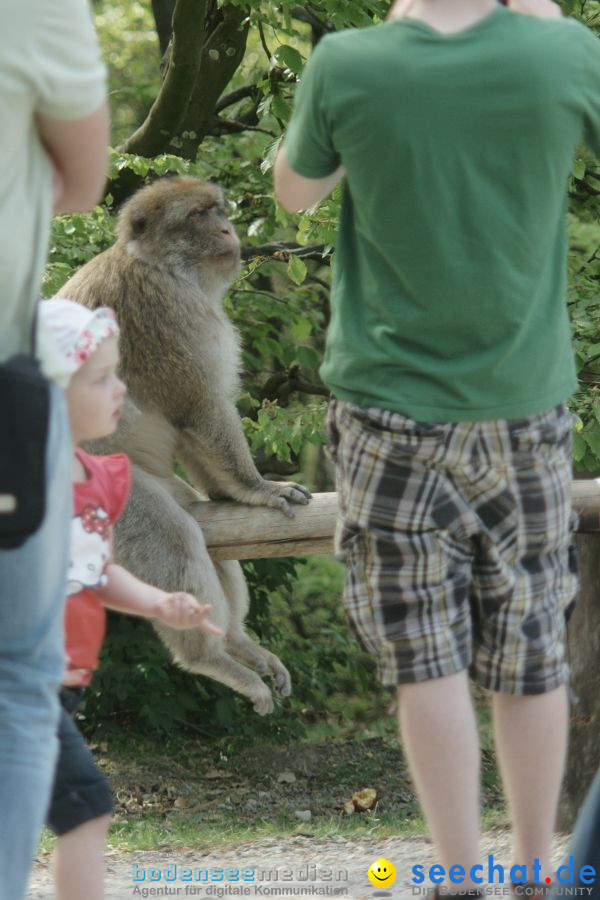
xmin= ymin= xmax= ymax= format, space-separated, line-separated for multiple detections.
xmin=175 ymin=403 xmax=311 ymax=518
xmin=274 ymin=147 xmax=344 ymax=212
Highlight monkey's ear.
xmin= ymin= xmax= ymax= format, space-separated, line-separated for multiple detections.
xmin=130 ymin=211 xmax=147 ymax=237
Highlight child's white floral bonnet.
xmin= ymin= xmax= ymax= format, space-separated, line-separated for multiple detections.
xmin=38 ymin=298 xmax=119 ymax=385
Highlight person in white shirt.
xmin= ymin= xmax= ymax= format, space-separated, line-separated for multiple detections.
xmin=0 ymin=2 xmax=109 ymax=897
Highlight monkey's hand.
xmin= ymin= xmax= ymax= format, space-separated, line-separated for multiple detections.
xmin=154 ymin=594 xmax=225 ymax=635
xmin=245 ymin=480 xmax=312 ymax=519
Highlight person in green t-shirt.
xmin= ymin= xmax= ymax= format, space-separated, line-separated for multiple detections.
xmin=275 ymin=0 xmax=600 ymax=896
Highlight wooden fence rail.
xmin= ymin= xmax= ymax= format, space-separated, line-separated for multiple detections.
xmin=196 ymin=480 xmax=600 ymax=560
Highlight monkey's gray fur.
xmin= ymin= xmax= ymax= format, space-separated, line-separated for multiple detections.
xmin=57 ymin=176 xmax=311 ymax=715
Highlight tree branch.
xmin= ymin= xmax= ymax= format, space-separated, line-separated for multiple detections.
xmin=178 ymin=4 xmax=250 ymax=158
xmin=290 ymin=6 xmax=329 ymax=29
xmin=241 ymin=243 xmax=333 ymax=263
xmin=260 ymin=366 xmax=329 ymax=402
xmin=288 ymin=372 xmax=330 ymax=397
xmin=120 ymin=0 xmax=208 ymax=157
xmin=290 ymin=5 xmax=333 ymax=42
xmin=151 ymin=0 xmax=177 ymax=55
xmin=205 ymin=115 xmax=275 ymax=137
xmin=215 ymin=85 xmax=259 ymax=114
xmin=578 ymin=180 xmax=600 ymax=197
xmin=257 ymin=20 xmax=273 ymax=63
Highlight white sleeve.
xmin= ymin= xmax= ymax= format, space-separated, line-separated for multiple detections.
xmin=33 ymin=0 xmax=107 ymax=120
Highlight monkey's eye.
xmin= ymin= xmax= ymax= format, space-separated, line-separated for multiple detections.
xmin=187 ymin=204 xmax=217 ymax=219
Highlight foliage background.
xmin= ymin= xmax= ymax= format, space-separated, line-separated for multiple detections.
xmin=46 ymin=0 xmax=600 ymax=739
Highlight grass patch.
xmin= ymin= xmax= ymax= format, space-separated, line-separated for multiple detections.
xmin=39 ymin=698 xmax=506 ymax=854
xmin=41 ymin=553 xmax=508 ymax=855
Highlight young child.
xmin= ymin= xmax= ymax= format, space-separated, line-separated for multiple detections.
xmin=38 ymin=298 xmax=223 ymax=900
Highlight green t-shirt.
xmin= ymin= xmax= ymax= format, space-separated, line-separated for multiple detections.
xmin=283 ymin=6 xmax=600 ymax=422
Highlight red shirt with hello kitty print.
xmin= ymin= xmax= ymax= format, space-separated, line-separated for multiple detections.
xmin=65 ymin=449 xmax=131 ymax=685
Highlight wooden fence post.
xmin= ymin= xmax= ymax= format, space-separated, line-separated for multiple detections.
xmin=558 ymin=531 xmax=600 ymax=830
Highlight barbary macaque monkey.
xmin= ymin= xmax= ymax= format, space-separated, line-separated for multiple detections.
xmin=57 ymin=176 xmax=311 ymax=714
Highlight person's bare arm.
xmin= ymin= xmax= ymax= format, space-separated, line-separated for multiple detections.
xmin=99 ymin=563 xmax=224 ymax=634
xmin=386 ymin=0 xmax=415 ymax=19
xmin=274 ymin=146 xmax=344 ymax=212
xmin=387 ymin=0 xmax=562 ymax=20
xmin=36 ymin=102 xmax=110 ymax=214
xmin=508 ymin=0 xmax=561 ymax=16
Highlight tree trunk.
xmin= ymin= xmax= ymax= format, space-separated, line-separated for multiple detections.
xmin=119 ymin=1 xmax=249 ymax=161
xmin=120 ymin=0 xmax=208 ymax=158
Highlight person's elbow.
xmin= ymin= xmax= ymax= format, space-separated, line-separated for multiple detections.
xmin=55 ymin=156 xmax=108 ymax=214
xmin=275 ymin=184 xmax=307 ymax=214
xmin=57 ymin=103 xmax=110 ymax=213
xmin=59 ymin=152 xmax=109 ymax=213
xmin=274 ymin=150 xmax=310 ymax=212
xmin=37 ymin=102 xmax=111 ymax=214
xmin=274 ymin=147 xmax=344 ymax=212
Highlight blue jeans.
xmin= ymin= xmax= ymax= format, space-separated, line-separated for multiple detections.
xmin=0 ymin=383 xmax=71 ymax=900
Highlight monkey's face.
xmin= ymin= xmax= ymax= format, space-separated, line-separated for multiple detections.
xmin=181 ymin=193 xmax=241 ymax=263
xmin=121 ymin=177 xmax=241 ymax=278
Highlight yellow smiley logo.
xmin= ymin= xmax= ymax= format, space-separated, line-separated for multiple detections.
xmin=367 ymin=858 xmax=397 ymax=888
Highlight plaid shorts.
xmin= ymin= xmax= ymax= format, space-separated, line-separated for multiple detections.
xmin=326 ymin=398 xmax=579 ymax=694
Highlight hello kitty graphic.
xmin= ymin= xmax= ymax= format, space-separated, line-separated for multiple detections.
xmin=67 ymin=504 xmax=111 ymax=596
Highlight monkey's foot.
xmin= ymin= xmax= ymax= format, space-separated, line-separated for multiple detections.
xmin=270 ymin=661 xmax=292 ymax=698
xmin=224 ymin=632 xmax=293 ymax=701
xmin=251 ymin=682 xmax=275 ymax=716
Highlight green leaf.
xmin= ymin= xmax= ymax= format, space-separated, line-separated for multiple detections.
xmin=271 ymin=94 xmax=291 ymax=123
xmin=572 ymin=432 xmax=587 ymax=462
xmin=274 ymin=45 xmax=304 ymax=76
xmin=583 ymin=430 xmax=600 ymax=460
xmin=275 ymin=203 xmax=292 ymax=228
xmin=572 ymin=159 xmax=586 ymax=181
xmin=296 ymin=345 xmax=321 ymax=370
xmin=291 ymin=317 xmax=313 ymax=341
xmin=264 ymin=337 xmax=284 ymax=361
xmin=287 ymin=255 xmax=307 ymax=285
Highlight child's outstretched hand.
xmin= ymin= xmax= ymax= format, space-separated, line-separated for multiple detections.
xmin=154 ymin=593 xmax=224 ymax=635
xmin=62 ymin=660 xmax=89 ymax=687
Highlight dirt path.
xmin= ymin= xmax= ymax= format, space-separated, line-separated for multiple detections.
xmin=28 ymin=829 xmax=570 ymax=900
